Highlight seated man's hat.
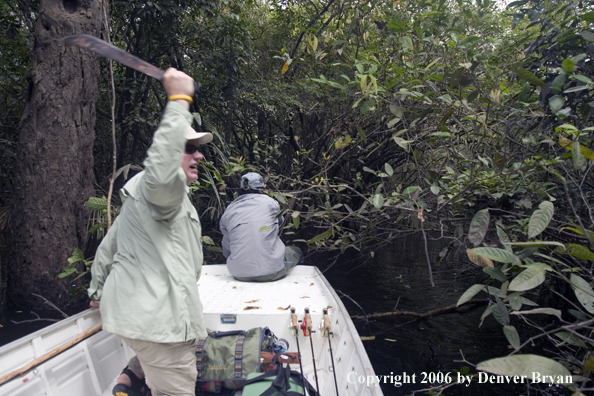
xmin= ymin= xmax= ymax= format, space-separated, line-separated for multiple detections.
xmin=241 ymin=172 xmax=265 ymax=189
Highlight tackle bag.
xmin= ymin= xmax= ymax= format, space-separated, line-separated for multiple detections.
xmin=242 ymin=364 xmax=320 ymax=396
xmin=195 ymin=327 xmax=286 ymax=393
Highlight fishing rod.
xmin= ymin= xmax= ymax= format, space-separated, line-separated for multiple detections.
xmin=291 ymin=307 xmax=307 ymax=396
xmin=301 ymin=308 xmax=320 ymax=395
xmin=322 ymin=308 xmax=339 ymax=396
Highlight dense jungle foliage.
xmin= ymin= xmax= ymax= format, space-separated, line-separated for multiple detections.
xmin=2 ymin=0 xmax=594 ymax=393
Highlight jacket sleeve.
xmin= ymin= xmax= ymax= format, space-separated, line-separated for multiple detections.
xmin=141 ymin=102 xmax=193 ymax=219
xmin=88 ymin=217 xmax=120 ymax=301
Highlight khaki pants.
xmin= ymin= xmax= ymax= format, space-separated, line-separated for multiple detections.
xmin=121 ymin=336 xmax=197 ymax=396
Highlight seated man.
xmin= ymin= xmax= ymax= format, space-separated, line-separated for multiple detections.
xmin=220 ymin=172 xmax=302 ymax=281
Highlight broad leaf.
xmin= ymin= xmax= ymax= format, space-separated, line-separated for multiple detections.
xmin=484 ymin=267 xmax=507 ymax=282
xmin=570 ymin=274 xmax=594 ymax=314
xmin=457 ymin=284 xmax=485 ymax=307
xmin=477 ymin=355 xmax=572 ymax=384
xmin=511 ymin=308 xmax=562 ymax=320
xmin=509 ymin=241 xmax=565 ymax=249
xmin=67 ymin=248 xmax=85 ymax=264
xmin=492 ymin=296 xmax=510 ymax=326
xmin=496 ymin=226 xmax=512 ymax=252
xmin=503 ymin=325 xmax=521 ymax=350
xmin=458 ymin=35 xmax=480 ymax=48
xmin=467 ymin=249 xmax=494 ymax=268
xmin=472 ymin=247 xmax=520 ymax=264
xmin=508 ymin=263 xmax=549 ymax=291
xmin=528 ymin=201 xmax=554 ymax=239
xmin=555 ymin=331 xmax=587 ymax=348
xmin=85 ymin=196 xmax=108 ymax=211
xmin=373 ymin=194 xmax=384 ymax=209
xmin=469 ymin=209 xmax=490 ymax=247
xmin=567 ymin=244 xmax=594 ymax=261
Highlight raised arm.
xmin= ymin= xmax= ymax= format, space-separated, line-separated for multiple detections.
xmin=141 ymin=69 xmax=195 ymax=214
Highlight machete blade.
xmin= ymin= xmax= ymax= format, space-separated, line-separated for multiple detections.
xmin=63 ymin=34 xmax=165 ymax=80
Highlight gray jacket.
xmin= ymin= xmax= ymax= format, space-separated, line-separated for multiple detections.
xmin=220 ymin=193 xmax=285 ymax=278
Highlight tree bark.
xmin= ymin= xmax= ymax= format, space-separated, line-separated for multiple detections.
xmin=8 ymin=0 xmax=105 ymax=309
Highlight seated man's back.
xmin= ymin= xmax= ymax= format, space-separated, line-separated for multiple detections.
xmin=220 ymin=173 xmax=301 ymax=281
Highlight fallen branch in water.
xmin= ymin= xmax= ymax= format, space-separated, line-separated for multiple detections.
xmin=10 ymin=311 xmax=60 ymax=324
xmin=351 ymin=299 xmax=489 ymax=320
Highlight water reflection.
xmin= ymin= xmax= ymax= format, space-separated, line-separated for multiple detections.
xmin=320 ymin=234 xmax=565 ymax=396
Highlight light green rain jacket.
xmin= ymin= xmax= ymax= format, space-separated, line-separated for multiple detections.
xmin=88 ymin=102 xmax=207 ymax=343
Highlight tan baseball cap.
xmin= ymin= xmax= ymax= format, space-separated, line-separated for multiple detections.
xmin=185 ymin=126 xmax=213 ymax=145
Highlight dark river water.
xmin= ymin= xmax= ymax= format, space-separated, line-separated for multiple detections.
xmin=321 ymin=233 xmax=570 ymax=396
xmin=0 ymin=233 xmax=573 ymax=396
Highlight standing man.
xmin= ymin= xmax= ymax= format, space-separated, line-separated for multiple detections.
xmin=88 ymin=68 xmax=212 ymax=396
xmin=220 ymin=172 xmax=302 ymax=282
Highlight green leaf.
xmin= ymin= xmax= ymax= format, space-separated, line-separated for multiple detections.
xmin=389 ymin=105 xmax=403 ymax=117
xmin=400 ymin=36 xmax=413 ymax=50
xmin=393 ymin=136 xmax=412 ymax=152
xmin=573 ymin=75 xmax=592 ymax=84
xmin=438 ymin=94 xmax=452 ymax=105
xmin=201 ymin=235 xmax=215 ymax=245
xmin=511 ymin=308 xmax=562 ymax=319
xmin=458 ymin=35 xmax=480 ymax=48
xmin=515 ymin=68 xmax=547 ymax=88
xmin=570 ymin=273 xmax=594 ymax=314
xmin=384 ymin=163 xmax=394 ymax=176
xmin=471 ymin=247 xmax=521 ymax=264
xmin=509 ymin=241 xmax=565 ymax=249
xmin=477 ymin=355 xmax=573 ymax=383
xmin=555 ymin=331 xmax=587 ymax=348
xmin=68 ymin=248 xmax=85 ymax=264
xmin=493 ymin=296 xmax=510 ymax=326
xmin=564 ymin=86 xmax=589 ymax=93
xmin=457 ymin=284 xmax=485 ymax=307
xmin=85 ymin=196 xmax=108 ymax=211
xmin=469 ymin=209 xmax=490 ymax=247
xmin=508 ymin=264 xmax=549 ymax=292
xmin=308 ymin=228 xmax=335 ymax=245
xmin=528 ymin=201 xmax=554 ymax=239
xmin=567 ymin=244 xmax=594 ymax=261
xmin=273 ymin=193 xmax=287 ymax=204
xmin=57 ymin=267 xmax=77 ymax=278
xmin=504 ymin=325 xmax=521 ymax=350
xmin=496 ymin=226 xmax=512 ymax=252
xmin=259 ymin=226 xmax=273 ymax=232
xmin=387 ymin=117 xmax=400 ymax=128
xmin=373 ymin=194 xmax=384 ymax=209
xmin=582 ymin=31 xmax=594 ymax=42
xmin=360 ymin=99 xmax=376 ymax=114
xmin=484 ymin=267 xmax=507 ymax=282
xmin=402 ymin=186 xmax=419 ymax=195
xmin=549 ymin=96 xmax=565 ymax=113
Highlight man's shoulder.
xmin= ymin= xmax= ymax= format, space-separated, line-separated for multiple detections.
xmin=119 ymin=171 xmax=145 ymax=202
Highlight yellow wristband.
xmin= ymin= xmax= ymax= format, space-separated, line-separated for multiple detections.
xmin=168 ymin=95 xmax=193 ymax=104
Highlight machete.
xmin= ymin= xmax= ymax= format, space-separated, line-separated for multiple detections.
xmin=63 ymin=34 xmax=200 ymax=93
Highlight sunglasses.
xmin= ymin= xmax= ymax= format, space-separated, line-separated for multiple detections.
xmin=185 ymin=144 xmax=201 ymax=154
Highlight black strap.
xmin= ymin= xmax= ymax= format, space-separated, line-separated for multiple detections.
xmin=209 ymin=330 xmax=247 ymax=338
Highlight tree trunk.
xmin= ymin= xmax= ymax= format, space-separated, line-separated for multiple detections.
xmin=8 ymin=0 xmax=105 ymax=309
